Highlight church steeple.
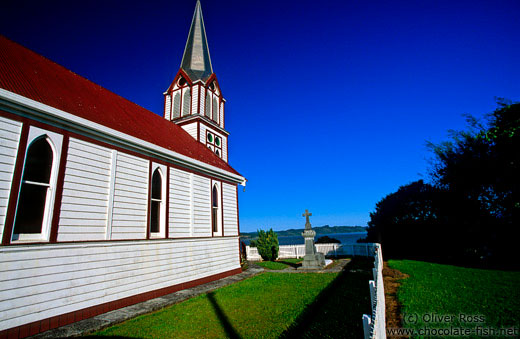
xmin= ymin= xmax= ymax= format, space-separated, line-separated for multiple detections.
xmin=163 ymin=0 xmax=230 ymax=163
xmin=180 ymin=0 xmax=213 ymax=82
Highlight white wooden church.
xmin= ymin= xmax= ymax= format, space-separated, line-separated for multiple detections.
xmin=0 ymin=1 xmax=245 ymax=337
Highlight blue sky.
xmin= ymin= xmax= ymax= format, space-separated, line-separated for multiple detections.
xmin=2 ymin=0 xmax=519 ymax=232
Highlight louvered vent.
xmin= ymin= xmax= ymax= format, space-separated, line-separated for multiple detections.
xmin=183 ymin=89 xmax=191 ymax=116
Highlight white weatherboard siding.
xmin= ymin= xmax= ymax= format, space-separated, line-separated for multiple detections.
xmin=193 ymin=174 xmax=210 ymax=237
xmin=57 ymin=138 xmax=112 ymax=241
xmin=0 ymin=237 xmax=240 ymax=331
xmin=222 ymin=135 xmax=228 ymax=162
xmin=0 ymin=117 xmax=22 ymax=241
xmin=201 ymin=88 xmax=207 ymax=117
xmin=169 ymin=168 xmax=191 ymax=237
xmin=200 ymin=124 xmax=206 ymax=144
xmin=222 ymin=183 xmax=238 ymax=236
xmin=110 ymin=153 xmax=149 ymax=240
xmin=181 ymin=124 xmax=197 ymax=139
xmin=219 ymin=102 xmax=224 ymax=129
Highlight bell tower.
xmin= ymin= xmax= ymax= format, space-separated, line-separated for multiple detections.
xmin=164 ymin=0 xmax=229 ymax=162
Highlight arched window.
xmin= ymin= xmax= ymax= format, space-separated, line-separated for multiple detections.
xmin=13 ymin=137 xmax=54 ymax=236
xmin=183 ymin=89 xmax=191 ymax=116
xmin=205 ymin=92 xmax=211 ymax=118
xmin=212 ymin=98 xmax=218 ymax=123
xmin=173 ymin=92 xmax=181 ymax=119
xmin=150 ymin=168 xmax=163 ymax=234
xmin=212 ymin=185 xmax=219 ymax=233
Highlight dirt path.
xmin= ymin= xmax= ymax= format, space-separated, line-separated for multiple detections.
xmin=383 ymin=262 xmax=409 ymax=337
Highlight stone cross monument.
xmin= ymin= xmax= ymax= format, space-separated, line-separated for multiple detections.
xmin=300 ymin=209 xmax=326 ymax=269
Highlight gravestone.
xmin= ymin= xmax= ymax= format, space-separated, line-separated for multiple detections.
xmin=300 ymin=209 xmax=326 ymax=269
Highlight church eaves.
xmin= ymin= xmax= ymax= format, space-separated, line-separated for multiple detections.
xmin=180 ymin=0 xmax=213 ymax=82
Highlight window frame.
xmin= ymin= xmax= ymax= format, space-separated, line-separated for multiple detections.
xmin=206 ymin=130 xmax=223 ymax=158
xmin=12 ymin=127 xmax=63 ymax=242
xmin=211 ymin=182 xmax=222 ymax=236
xmin=149 ymin=163 xmax=167 ymax=238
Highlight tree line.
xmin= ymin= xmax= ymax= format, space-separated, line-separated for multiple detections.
xmin=361 ymin=100 xmax=519 ymax=269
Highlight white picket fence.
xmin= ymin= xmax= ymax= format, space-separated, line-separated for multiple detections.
xmin=363 ymin=243 xmax=386 ymax=339
xmin=245 ymin=242 xmax=377 ymax=261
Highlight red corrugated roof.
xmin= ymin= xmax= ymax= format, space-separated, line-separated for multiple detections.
xmin=0 ymin=36 xmax=240 ymax=176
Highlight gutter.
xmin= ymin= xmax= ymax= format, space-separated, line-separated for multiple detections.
xmin=0 ymin=89 xmax=247 ymax=186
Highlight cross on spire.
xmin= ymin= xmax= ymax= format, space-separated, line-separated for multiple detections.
xmin=302 ymin=209 xmax=312 ymax=228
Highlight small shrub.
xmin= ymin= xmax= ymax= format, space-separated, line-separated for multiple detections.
xmin=256 ymin=228 xmax=279 ymax=261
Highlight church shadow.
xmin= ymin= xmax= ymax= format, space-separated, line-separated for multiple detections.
xmin=207 ymin=291 xmax=242 ymax=339
xmin=279 ymin=257 xmax=373 ymax=339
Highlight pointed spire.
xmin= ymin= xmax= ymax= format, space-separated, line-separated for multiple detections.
xmin=180 ymin=0 xmax=213 ymax=82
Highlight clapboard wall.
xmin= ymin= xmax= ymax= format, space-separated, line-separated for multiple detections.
xmin=222 ymin=183 xmax=238 ymax=236
xmin=180 ymin=124 xmax=197 ymax=140
xmin=57 ymin=138 xmax=112 ymax=242
xmin=0 ymin=115 xmax=241 ymax=336
xmin=0 ymin=123 xmax=239 ymax=242
xmin=169 ymin=168 xmax=192 ymax=237
xmin=110 ymin=152 xmax=149 ymax=240
xmin=193 ymin=174 xmax=211 ymax=237
xmin=0 ymin=117 xmax=22 ymax=241
xmin=0 ymin=237 xmax=240 ymax=332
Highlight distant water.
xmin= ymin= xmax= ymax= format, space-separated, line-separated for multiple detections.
xmin=241 ymin=232 xmax=367 ymax=246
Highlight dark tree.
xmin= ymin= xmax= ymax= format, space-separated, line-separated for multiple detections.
xmin=364 ymin=180 xmax=448 ymax=261
xmin=365 ymin=101 xmax=519 ymax=268
xmin=316 ymin=236 xmax=340 ymax=244
xmin=427 ymin=100 xmax=519 ymax=267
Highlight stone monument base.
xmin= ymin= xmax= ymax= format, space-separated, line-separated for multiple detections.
xmin=300 ymin=252 xmax=326 ymax=270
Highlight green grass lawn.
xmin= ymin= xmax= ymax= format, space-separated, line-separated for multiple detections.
xmin=389 ymin=260 xmax=520 ymax=337
xmin=92 ymin=258 xmax=372 ymax=338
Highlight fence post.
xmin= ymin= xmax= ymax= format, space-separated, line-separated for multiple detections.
xmin=369 ymin=280 xmax=376 ymax=313
xmin=362 ymin=314 xmax=372 ymax=339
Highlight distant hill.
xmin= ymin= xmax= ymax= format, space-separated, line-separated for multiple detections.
xmin=240 ymin=225 xmax=367 ymax=239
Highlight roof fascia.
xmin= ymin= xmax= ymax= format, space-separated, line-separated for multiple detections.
xmin=205 ymin=74 xmax=223 ymax=98
xmin=0 ymin=88 xmax=245 ymax=185
xmin=175 ymin=114 xmax=229 ymax=136
xmin=164 ymin=69 xmax=194 ymax=94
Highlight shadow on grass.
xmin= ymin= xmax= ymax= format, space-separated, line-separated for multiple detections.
xmin=277 ymin=260 xmax=302 ymax=268
xmin=280 ymin=257 xmax=373 ymax=339
xmin=83 ymin=336 xmax=141 ymax=338
xmin=207 ymin=291 xmax=242 ymax=339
